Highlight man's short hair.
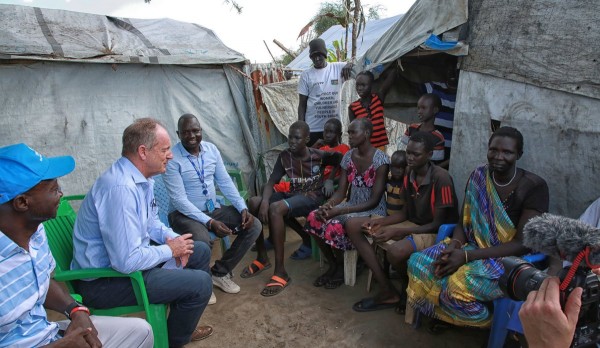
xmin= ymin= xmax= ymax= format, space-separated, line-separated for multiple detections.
xmin=324 ymin=118 xmax=343 ymax=134
xmin=489 ymin=126 xmax=524 ymax=155
xmin=122 ymin=118 xmax=164 ymax=156
xmin=420 ymin=93 xmax=442 ymax=110
xmin=177 ymin=113 xmax=199 ymax=131
xmin=290 ymin=120 xmax=310 ymax=137
xmin=409 ymin=131 xmax=435 ymax=152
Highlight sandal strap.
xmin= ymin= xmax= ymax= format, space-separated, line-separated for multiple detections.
xmin=267 ymin=275 xmax=288 ymax=287
xmin=252 ymin=259 xmax=267 ymax=271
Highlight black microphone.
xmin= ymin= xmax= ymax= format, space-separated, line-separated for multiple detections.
xmin=523 ymin=213 xmax=600 ymax=264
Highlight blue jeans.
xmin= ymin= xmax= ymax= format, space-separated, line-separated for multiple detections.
xmin=76 ymin=242 xmax=212 ymax=347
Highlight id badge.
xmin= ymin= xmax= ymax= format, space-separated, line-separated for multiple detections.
xmin=205 ymin=198 xmax=215 ymax=213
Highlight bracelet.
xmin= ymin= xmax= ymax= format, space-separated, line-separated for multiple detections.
xmin=464 ymin=249 xmax=469 ymax=264
xmin=206 ymin=219 xmax=213 ymax=230
xmin=69 ymin=306 xmax=90 ymax=319
xmin=451 ymin=238 xmax=464 ymax=248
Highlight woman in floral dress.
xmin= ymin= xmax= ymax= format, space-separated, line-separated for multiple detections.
xmin=305 ymin=118 xmax=389 ymax=289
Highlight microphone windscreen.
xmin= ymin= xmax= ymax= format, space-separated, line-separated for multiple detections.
xmin=523 ymin=213 xmax=600 ymax=264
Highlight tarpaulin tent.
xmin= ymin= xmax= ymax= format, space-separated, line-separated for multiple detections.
xmin=0 ymin=4 xmax=260 ymax=196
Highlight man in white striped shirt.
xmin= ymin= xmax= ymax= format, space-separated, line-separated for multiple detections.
xmin=0 ymin=143 xmax=153 ymax=348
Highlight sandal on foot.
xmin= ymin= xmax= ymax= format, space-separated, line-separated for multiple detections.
xmin=240 ymin=260 xmax=271 ymax=279
xmin=290 ymin=244 xmax=312 ymax=260
xmin=260 ymin=275 xmax=291 ymax=297
xmin=352 ymin=297 xmax=399 ymax=312
xmin=313 ymin=274 xmax=330 ymax=287
xmin=191 ymin=325 xmax=213 ymax=341
xmin=324 ymin=276 xmax=344 ymax=289
xmin=427 ymin=319 xmax=452 ymax=335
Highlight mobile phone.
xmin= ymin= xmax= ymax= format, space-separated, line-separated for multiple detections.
xmin=232 ymin=225 xmax=243 ymax=235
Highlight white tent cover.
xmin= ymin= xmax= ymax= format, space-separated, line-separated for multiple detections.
xmin=0 ymin=4 xmax=246 ymax=65
xmin=0 ymin=5 xmax=259 ymax=197
xmin=286 ymin=14 xmax=402 ymax=71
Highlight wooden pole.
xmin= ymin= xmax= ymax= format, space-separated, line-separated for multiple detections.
xmin=263 ymin=40 xmax=277 ymax=63
xmin=273 ymin=39 xmax=297 ymax=58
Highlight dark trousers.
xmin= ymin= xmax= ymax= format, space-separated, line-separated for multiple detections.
xmin=76 ymin=242 xmax=212 ymax=347
xmin=168 ymin=206 xmax=261 ymax=276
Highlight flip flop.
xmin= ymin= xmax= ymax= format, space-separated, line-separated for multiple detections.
xmin=313 ymin=274 xmax=330 ymax=287
xmin=290 ymin=244 xmax=312 ymax=260
xmin=352 ymin=297 xmax=399 ymax=312
xmin=240 ymin=260 xmax=271 ymax=279
xmin=427 ymin=319 xmax=453 ymax=335
xmin=324 ymin=276 xmax=344 ymax=289
xmin=260 ymin=275 xmax=291 ymax=297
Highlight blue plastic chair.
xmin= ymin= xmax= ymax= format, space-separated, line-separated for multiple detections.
xmin=487 ymin=253 xmax=547 ymax=348
xmin=152 ymin=175 xmax=231 ymax=251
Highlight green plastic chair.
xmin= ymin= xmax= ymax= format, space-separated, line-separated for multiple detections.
xmin=44 ymin=196 xmax=169 ymax=348
xmin=215 ymin=169 xmax=249 ymax=204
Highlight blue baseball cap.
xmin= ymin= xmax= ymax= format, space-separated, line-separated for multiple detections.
xmin=0 ymin=143 xmax=75 ymax=204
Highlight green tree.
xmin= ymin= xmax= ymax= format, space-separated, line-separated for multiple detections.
xmin=297 ymin=1 xmax=384 ymax=60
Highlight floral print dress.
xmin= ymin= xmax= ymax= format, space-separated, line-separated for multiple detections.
xmin=305 ymin=149 xmax=389 ymax=250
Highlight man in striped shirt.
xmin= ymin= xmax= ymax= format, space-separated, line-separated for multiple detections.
xmin=0 ymin=143 xmax=153 ymax=348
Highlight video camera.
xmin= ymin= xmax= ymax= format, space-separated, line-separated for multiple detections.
xmin=499 ymin=256 xmax=600 ymax=348
xmin=498 ymin=213 xmax=600 ymax=348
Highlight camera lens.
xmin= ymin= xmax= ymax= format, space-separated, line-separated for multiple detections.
xmin=499 ymin=256 xmax=549 ymax=301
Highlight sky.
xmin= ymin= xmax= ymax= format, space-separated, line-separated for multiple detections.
xmin=0 ymin=0 xmax=416 ymax=63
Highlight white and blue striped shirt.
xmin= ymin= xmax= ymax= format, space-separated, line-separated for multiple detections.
xmin=0 ymin=225 xmax=60 ymax=347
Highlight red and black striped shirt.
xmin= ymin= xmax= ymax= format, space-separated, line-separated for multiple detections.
xmin=350 ymin=94 xmax=389 ymax=148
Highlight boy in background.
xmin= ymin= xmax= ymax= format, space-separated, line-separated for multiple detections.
xmin=400 ymin=93 xmax=447 ymax=168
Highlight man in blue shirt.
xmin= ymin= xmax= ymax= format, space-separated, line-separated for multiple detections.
xmin=164 ymin=114 xmax=261 ymax=294
xmin=0 ymin=143 xmax=153 ymax=348
xmin=71 ymin=118 xmax=214 ymax=347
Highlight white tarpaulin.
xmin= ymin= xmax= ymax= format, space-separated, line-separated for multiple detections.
xmin=287 ymin=15 xmax=402 ymax=72
xmin=0 ymin=5 xmax=259 ymax=196
xmin=0 ymin=4 xmax=245 ymax=65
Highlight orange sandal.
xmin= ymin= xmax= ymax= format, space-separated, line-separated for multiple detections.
xmin=240 ymin=260 xmax=271 ymax=278
xmin=260 ymin=275 xmax=291 ymax=297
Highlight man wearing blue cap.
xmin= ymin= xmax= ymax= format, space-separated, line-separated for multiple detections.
xmin=71 ymin=118 xmax=214 ymax=348
xmin=0 ymin=143 xmax=153 ymax=348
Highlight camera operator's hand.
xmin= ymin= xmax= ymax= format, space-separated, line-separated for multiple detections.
xmin=519 ymin=277 xmax=582 ymax=348
xmin=433 ymin=244 xmax=465 ymax=277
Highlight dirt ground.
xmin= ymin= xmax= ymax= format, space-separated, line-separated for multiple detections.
xmin=48 ymin=227 xmax=490 ymax=348
xmin=191 ymin=228 xmax=489 ymax=348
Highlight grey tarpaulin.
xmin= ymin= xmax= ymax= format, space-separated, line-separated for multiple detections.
xmin=462 ymin=0 xmax=600 ymax=101
xmin=0 ymin=4 xmax=260 ymax=196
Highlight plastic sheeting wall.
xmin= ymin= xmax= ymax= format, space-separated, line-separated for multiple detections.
xmin=450 ymin=71 xmax=600 ymax=217
xmin=463 ymin=0 xmax=599 ymax=101
xmin=0 ymin=62 xmax=256 ymax=197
